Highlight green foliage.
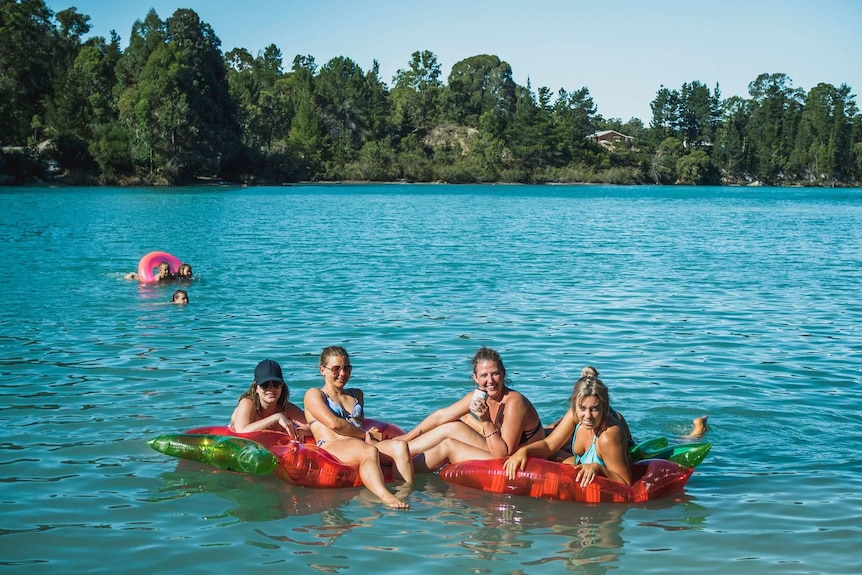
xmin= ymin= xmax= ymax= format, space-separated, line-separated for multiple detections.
xmin=392 ymin=50 xmax=443 ymax=136
xmin=1 ymin=3 xmax=860 ymax=186
xmin=0 ymin=0 xmax=56 ymax=145
xmin=345 ymin=140 xmax=399 ymax=181
xmin=676 ymin=150 xmax=714 ymax=185
xmin=447 ymin=55 xmax=516 ymax=126
xmin=111 ymin=8 xmax=241 ymax=184
xmin=650 ymin=137 xmax=683 ymax=184
xmin=90 ymin=121 xmax=134 ymax=182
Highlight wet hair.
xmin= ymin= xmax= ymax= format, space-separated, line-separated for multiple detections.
xmin=171 ymin=289 xmax=188 ymax=303
xmin=569 ymin=376 xmax=610 ymax=417
xmin=320 ymin=345 xmax=350 ymax=366
xmin=471 ymin=346 xmax=505 ymax=377
xmin=178 ymin=263 xmax=192 ymax=276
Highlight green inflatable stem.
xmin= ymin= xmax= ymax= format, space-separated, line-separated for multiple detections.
xmin=148 ymin=434 xmax=278 ymax=475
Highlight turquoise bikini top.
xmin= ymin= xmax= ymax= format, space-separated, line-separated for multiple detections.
xmin=573 ymin=423 xmax=606 ymax=466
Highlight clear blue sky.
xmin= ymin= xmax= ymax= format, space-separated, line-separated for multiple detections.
xmin=45 ymin=0 xmax=862 ymax=123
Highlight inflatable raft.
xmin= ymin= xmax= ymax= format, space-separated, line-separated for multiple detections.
xmin=149 ymin=418 xmax=405 ymax=489
xmin=440 ymin=457 xmax=693 ymax=503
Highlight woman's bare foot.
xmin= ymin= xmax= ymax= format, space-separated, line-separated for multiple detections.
xmin=381 ymin=493 xmax=409 ymax=509
xmin=688 ymin=416 xmax=708 ymax=438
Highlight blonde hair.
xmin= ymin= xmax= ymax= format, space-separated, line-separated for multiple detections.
xmin=569 ymin=376 xmax=609 ymax=417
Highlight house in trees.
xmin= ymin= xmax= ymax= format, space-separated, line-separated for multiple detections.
xmin=588 ymin=130 xmax=633 ymax=147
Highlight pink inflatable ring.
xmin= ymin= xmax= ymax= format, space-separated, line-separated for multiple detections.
xmin=137 ymin=251 xmax=181 ymax=282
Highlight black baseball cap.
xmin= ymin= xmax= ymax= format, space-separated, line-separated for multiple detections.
xmin=254 ymin=359 xmax=284 ymax=385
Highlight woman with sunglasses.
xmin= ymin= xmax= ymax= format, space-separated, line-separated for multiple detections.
xmin=303 ymin=346 xmax=412 ymax=509
xmin=228 ymin=359 xmax=308 ymax=440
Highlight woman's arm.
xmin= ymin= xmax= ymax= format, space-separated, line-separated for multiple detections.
xmin=284 ymin=401 xmax=307 ymax=424
xmin=594 ymin=426 xmax=632 ymax=485
xmin=574 ymin=426 xmax=632 ymax=487
xmin=230 ymin=398 xmax=296 ymax=435
xmin=503 ymin=411 xmax=577 ymax=478
xmin=485 ymin=395 xmax=528 ymax=457
xmin=283 ymin=401 xmax=310 ymax=441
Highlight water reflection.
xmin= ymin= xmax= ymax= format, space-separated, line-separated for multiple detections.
xmin=153 ymin=461 xmax=355 ymax=522
xmin=419 ymin=480 xmax=710 ymax=573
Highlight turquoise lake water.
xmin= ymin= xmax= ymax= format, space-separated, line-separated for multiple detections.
xmin=1 ymin=184 xmax=860 ymax=574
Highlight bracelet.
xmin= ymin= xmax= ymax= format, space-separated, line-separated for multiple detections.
xmin=484 ymin=429 xmax=500 ymax=439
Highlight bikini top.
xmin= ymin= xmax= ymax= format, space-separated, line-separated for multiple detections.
xmin=519 ymin=420 xmax=543 ymax=446
xmin=316 ymin=389 xmax=363 ymax=429
xmin=573 ymin=423 xmax=606 ymax=467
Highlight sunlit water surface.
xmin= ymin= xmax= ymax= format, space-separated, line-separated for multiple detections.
xmin=1 ymin=184 xmax=860 ymax=574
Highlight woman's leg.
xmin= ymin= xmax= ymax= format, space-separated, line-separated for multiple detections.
xmin=322 ymin=439 xmax=408 ymax=509
xmin=376 ymin=439 xmax=414 ymax=484
xmin=687 ymin=416 xmax=708 ymax=438
xmin=414 ymin=437 xmax=494 ymax=473
xmin=407 ymin=421 xmax=485 ymax=457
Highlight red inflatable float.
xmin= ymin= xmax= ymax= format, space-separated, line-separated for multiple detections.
xmin=186 ymin=418 xmax=405 ymax=489
xmin=439 ymin=457 xmax=693 ymax=503
xmin=137 ymin=250 xmax=182 ymax=282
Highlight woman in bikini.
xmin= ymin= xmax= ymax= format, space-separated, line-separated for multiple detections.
xmin=545 ymin=365 xmax=707 ymax=461
xmin=400 ymin=346 xmax=545 ymax=473
xmin=229 ymin=359 xmax=308 ymax=440
xmin=503 ymin=375 xmax=632 ymax=487
xmin=303 ymin=346 xmax=413 ymax=510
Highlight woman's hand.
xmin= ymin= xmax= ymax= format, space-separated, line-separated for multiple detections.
xmin=469 ymin=397 xmax=490 ymax=422
xmin=574 ymin=463 xmax=601 ymax=487
xmin=275 ymin=415 xmax=300 ymax=438
xmin=459 ymin=414 xmax=483 ymax=434
xmin=365 ymin=427 xmax=383 ymax=444
xmin=293 ymin=422 xmax=311 ymax=443
xmin=503 ymin=449 xmax=528 ymax=480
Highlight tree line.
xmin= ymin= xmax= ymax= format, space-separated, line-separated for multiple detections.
xmin=2 ymin=1 xmax=860 ymax=187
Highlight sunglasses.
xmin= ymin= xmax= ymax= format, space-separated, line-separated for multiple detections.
xmin=258 ymin=381 xmax=283 ymax=390
xmin=323 ymin=365 xmax=352 ymax=376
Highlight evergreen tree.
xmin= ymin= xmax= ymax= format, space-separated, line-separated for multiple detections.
xmin=552 ymin=87 xmax=599 ymax=166
xmin=792 ymin=82 xmax=857 ymax=182
xmin=746 ymin=73 xmax=805 ymax=183
xmin=446 ymin=55 xmax=516 ymax=127
xmin=714 ymin=96 xmax=754 ymax=182
xmin=649 ymin=86 xmax=680 ymax=144
xmin=115 ymin=8 xmax=240 ymax=183
xmin=0 ymin=0 xmax=56 ymax=146
xmin=316 ymin=56 xmax=373 ymax=170
xmin=391 ymin=50 xmax=443 ymax=137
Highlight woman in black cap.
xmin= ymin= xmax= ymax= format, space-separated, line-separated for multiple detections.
xmin=229 ymin=359 xmax=308 ymax=440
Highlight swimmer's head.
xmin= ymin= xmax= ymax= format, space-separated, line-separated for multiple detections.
xmin=172 ymin=289 xmax=188 ymax=304
xmin=155 ymin=261 xmax=172 ymax=280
